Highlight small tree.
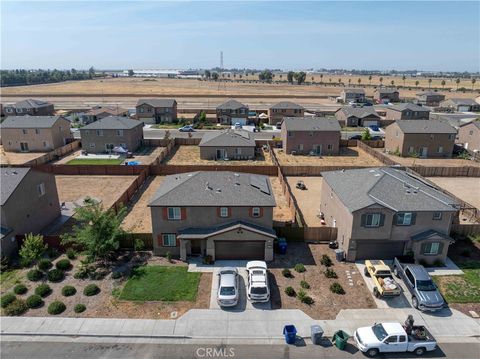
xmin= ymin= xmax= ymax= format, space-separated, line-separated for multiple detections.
xmin=456 ymin=78 xmax=461 ymax=90
xmin=472 ymin=78 xmax=476 ymax=91
xmin=211 ymin=72 xmax=219 ymax=81
xmin=441 ymin=80 xmax=446 ymax=89
xmin=428 ymin=78 xmax=432 ymax=89
xmin=295 ymin=72 xmax=306 ymax=85
xmin=62 ymin=203 xmax=127 ymax=263
xmin=415 ymin=80 xmax=420 ymax=88
xmin=204 ymin=70 xmax=211 ymax=79
xmin=361 ymin=128 xmax=371 ymax=141
xmin=379 ymin=77 xmax=383 ymax=86
xmin=369 ymin=75 xmax=372 ymax=85
xmin=19 ymin=233 xmax=47 ymax=268
xmin=287 ymin=71 xmax=295 ymax=84
xmin=402 ymin=75 xmax=406 ymax=87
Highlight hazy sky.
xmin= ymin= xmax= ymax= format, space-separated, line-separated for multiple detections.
xmin=1 ymin=1 xmax=479 ymax=71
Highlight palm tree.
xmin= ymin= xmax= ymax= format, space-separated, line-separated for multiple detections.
xmin=348 ymin=78 xmax=352 ymax=86
xmin=402 ymin=75 xmax=406 ymax=87
xmin=357 ymin=78 xmax=361 ymax=86
xmin=320 ymin=74 xmax=324 ymax=84
xmin=391 ymin=80 xmax=395 ymax=86
xmin=415 ymin=80 xmax=419 ymax=88
xmin=368 ymin=75 xmax=372 ymax=85
xmin=379 ymin=77 xmax=383 ymax=86
xmin=329 ymin=78 xmax=332 ymax=84
xmin=472 ymin=78 xmax=476 ymax=90
xmin=441 ymin=80 xmax=446 ymax=89
xmin=338 ymin=78 xmax=342 ymax=85
xmin=456 ymin=78 xmax=461 ymax=90
xmin=311 ymin=76 xmax=314 ymax=83
xmin=428 ymin=78 xmax=432 ymax=89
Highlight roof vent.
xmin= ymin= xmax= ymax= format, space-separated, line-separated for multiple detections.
xmin=215 ymin=188 xmax=222 ymax=193
xmin=234 ymin=173 xmax=240 ymax=177
xmin=235 ymin=182 xmax=240 ymax=186
xmin=369 ymin=169 xmax=376 ymax=173
xmin=374 ymin=173 xmax=381 ymax=177
xmin=205 ymin=182 xmax=212 ymax=191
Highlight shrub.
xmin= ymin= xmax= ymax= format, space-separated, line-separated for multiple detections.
xmin=1 ymin=293 xmax=16 ymax=308
xmin=202 ymin=255 xmax=213 ymax=265
xmin=35 ymin=284 xmax=52 ymax=298
xmin=166 ymin=251 xmax=172 ymax=263
xmin=133 ymin=238 xmax=145 ymax=251
xmin=73 ymin=265 xmax=91 ymax=279
xmin=47 ymin=269 xmax=65 ymax=282
xmin=56 ymin=259 xmax=72 ymax=271
xmin=47 ymin=248 xmax=59 ymax=260
xmin=14 ymin=284 xmax=28 ymax=295
xmin=433 ymin=260 xmax=444 ymax=267
xmin=38 ymin=259 xmax=53 ymax=271
xmin=284 ymin=286 xmax=296 ymax=297
xmin=330 ymin=282 xmax=345 ymax=295
xmin=461 ymin=249 xmax=471 ymax=257
xmin=324 ymin=268 xmax=338 ymax=279
xmin=297 ymin=289 xmax=307 ymax=301
xmin=26 ymin=294 xmax=43 ymax=309
xmin=294 ymin=263 xmax=306 ymax=273
xmin=301 ymin=295 xmax=314 ymax=305
xmin=89 ymin=270 xmax=107 ymax=280
xmin=48 ymin=301 xmax=66 ymax=315
xmin=61 ymin=285 xmax=77 ymax=297
xmin=83 ymin=284 xmax=100 ymax=296
xmin=300 ymin=280 xmax=310 ymax=289
xmin=282 ymin=268 xmax=293 ymax=278
xmin=74 ymin=303 xmax=86 ymax=313
xmin=320 ymin=254 xmax=333 ymax=267
xmin=111 ymin=271 xmax=122 ymax=279
xmin=27 ymin=269 xmax=43 ymax=282
xmin=4 ymin=299 xmax=28 ymax=316
xmin=66 ymin=248 xmax=77 ymax=260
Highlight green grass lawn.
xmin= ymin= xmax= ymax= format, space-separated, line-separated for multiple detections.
xmin=432 ymin=261 xmax=480 ymax=303
xmin=0 ymin=269 xmax=22 ymax=291
xmin=151 ymin=124 xmax=182 ymax=129
xmin=119 ymin=266 xmax=201 ymax=301
xmin=66 ymin=158 xmax=124 ymax=165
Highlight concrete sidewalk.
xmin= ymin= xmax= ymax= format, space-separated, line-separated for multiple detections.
xmin=2 ymin=307 xmax=478 ymax=344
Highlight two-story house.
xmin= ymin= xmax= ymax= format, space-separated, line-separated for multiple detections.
xmin=281 ymin=117 xmax=341 ymax=155
xmin=135 ymin=99 xmax=177 ymax=124
xmin=0 ymin=116 xmax=73 ymax=152
xmin=268 ymin=101 xmax=305 ymax=126
xmin=457 ymin=121 xmax=480 ymax=153
xmin=82 ymin=106 xmax=129 ymax=124
xmin=216 ymin=99 xmax=249 ymax=125
xmin=335 ymin=106 xmax=381 ymax=127
xmin=148 ymin=171 xmax=277 ymax=261
xmin=416 ymin=91 xmax=446 ymax=106
xmin=439 ymin=98 xmax=480 ymax=112
xmin=321 ymin=167 xmax=458 ymax=264
xmin=199 ymin=129 xmax=256 ymax=160
xmin=1 ymin=167 xmax=61 ymax=257
xmin=385 ymin=103 xmax=430 ymax=121
xmin=79 ymin=116 xmax=144 ymax=153
xmin=340 ymin=88 xmax=366 ymax=103
xmin=3 ymin=99 xmax=55 ymax=116
xmin=373 ymin=88 xmax=400 ymax=103
xmin=385 ymin=120 xmax=457 ymax=158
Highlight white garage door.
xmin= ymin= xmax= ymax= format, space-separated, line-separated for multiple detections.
xmin=232 ymin=117 xmax=246 ymax=125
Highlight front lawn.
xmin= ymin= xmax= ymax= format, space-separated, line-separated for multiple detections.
xmin=66 ymin=158 xmax=124 ymax=165
xmin=433 ymin=261 xmax=480 ymax=304
xmin=119 ymin=266 xmax=201 ymax=301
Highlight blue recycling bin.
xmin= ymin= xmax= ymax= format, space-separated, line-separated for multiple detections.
xmin=283 ymin=325 xmax=297 ymax=344
xmin=278 ymin=238 xmax=287 ymax=255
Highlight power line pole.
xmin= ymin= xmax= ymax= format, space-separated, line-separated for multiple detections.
xmin=220 ymin=51 xmax=223 ymax=70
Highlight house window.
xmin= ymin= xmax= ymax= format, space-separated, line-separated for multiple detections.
xmin=5 ymin=108 xmax=13 ymax=113
xmin=220 ymin=207 xmax=229 ymax=218
xmin=298 ymin=144 xmax=303 ymax=151
xmin=43 ymin=141 xmax=49 ymax=148
xmin=235 ymin=148 xmax=241 ymax=155
xmin=89 ymin=143 xmax=95 ymax=149
xmin=140 ymin=108 xmax=145 ymax=113
xmin=423 ymin=242 xmax=440 ymax=255
xmin=364 ymin=213 xmax=381 ymax=227
xmin=22 ymin=129 xmax=28 ymax=134
xmin=309 ymin=131 xmax=313 ymax=137
xmin=408 ymin=146 xmax=415 ymax=154
xmin=165 ymin=108 xmax=170 ymax=113
xmin=96 ymin=130 xmax=104 ymax=136
xmin=162 ymin=234 xmax=176 ymax=247
xmin=252 ymin=207 xmax=261 ymax=217
xmin=449 ymin=134 xmax=455 ymax=140
xmin=105 ymin=143 xmax=114 ymax=151
xmin=116 ymin=129 xmax=124 ymax=136
xmin=395 ymin=131 xmax=399 ymax=137
xmin=288 ymin=131 xmax=294 ymax=137
xmin=35 ymin=129 xmax=40 ymax=134
xmin=327 ymin=144 xmax=333 ymax=150
xmin=430 ymin=134 xmax=435 ymax=140
xmin=437 ymin=146 xmax=443 ymax=154
xmin=167 ymin=207 xmax=181 ymax=220
xmin=469 ymin=130 xmax=474 ymax=136
xmin=433 ymin=212 xmax=442 ymax=220
xmin=396 ymin=212 xmax=413 ymax=226
xmin=37 ymin=183 xmax=46 ymax=197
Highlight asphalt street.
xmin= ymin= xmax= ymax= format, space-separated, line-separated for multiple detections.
xmin=2 ymin=341 xmax=479 ymax=359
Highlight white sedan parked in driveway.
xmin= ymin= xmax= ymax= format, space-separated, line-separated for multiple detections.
xmin=246 ymin=261 xmax=270 ymax=303
xmin=217 ymin=267 xmax=240 ymax=307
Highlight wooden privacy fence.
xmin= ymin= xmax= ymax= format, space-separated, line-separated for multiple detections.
xmin=339 ymin=139 xmax=384 ymax=148
xmin=280 ymin=165 xmax=369 ymax=177
xmin=150 ymin=164 xmax=278 ymax=176
xmin=34 ymin=164 xmax=149 ymax=175
xmin=274 ymin=226 xmax=338 ymax=242
xmin=118 ymin=233 xmax=153 ymax=250
xmin=450 ymin=224 xmax=480 ymax=237
xmin=411 ymin=166 xmax=480 ymax=177
xmin=7 ymin=140 xmax=82 ymax=167
xmin=356 ymin=141 xmax=400 ymax=166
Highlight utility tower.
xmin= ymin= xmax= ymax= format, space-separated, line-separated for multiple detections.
xmin=220 ymin=51 xmax=223 ymax=70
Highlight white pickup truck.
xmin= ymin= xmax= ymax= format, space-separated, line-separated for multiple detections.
xmin=354 ymin=322 xmax=437 ymax=357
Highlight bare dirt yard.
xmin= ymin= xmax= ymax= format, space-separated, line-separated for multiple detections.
xmin=274 ymin=147 xmax=383 ymax=167
xmin=122 ymin=176 xmax=165 ymax=233
xmin=375 ymin=149 xmax=480 ymax=168
xmin=426 ymin=177 xmax=480 ymax=210
xmin=270 ymin=243 xmax=376 ymax=319
xmin=287 ymin=177 xmax=324 ymax=226
xmin=163 ymin=145 xmax=272 ymax=165
xmin=0 ymin=146 xmax=46 ymax=166
xmin=269 ymin=176 xmax=295 ymax=223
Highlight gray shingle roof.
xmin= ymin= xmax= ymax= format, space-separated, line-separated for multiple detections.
xmin=388 ymin=103 xmax=430 ymax=112
xmin=342 ymin=88 xmax=365 ymax=94
xmin=178 ymin=220 xmax=277 ymax=237
xmin=217 ymin=99 xmax=248 ymax=110
xmin=0 ymin=115 xmax=64 ymax=129
xmin=417 ymin=91 xmax=444 ymax=97
xmin=199 ymin=130 xmax=255 ymax=147
xmin=9 ymin=99 xmax=52 ymax=109
xmin=321 ymin=167 xmax=457 ymax=213
xmin=459 ymin=120 xmax=480 ymax=129
xmin=136 ymin=99 xmax=176 ymax=107
xmin=283 ymin=117 xmax=341 ymax=132
xmin=269 ymin=101 xmax=304 ymax=110
xmin=375 ymin=88 xmax=399 ymax=94
xmin=149 ymin=171 xmax=276 ymax=207
xmin=411 ymin=229 xmax=451 ymax=242
xmin=442 ymin=98 xmax=478 ymax=106
xmin=85 ymin=106 xmax=128 ymax=116
xmin=394 ymin=120 xmax=456 ymax=134
xmin=337 ymin=106 xmax=380 ymax=119
xmin=1 ymin=167 xmax=31 ymax=206
xmin=81 ymin=116 xmax=143 ymax=130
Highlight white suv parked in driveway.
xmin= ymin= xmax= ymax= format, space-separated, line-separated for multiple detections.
xmin=217 ymin=267 xmax=239 ymax=307
xmin=246 ymin=261 xmax=270 ymax=302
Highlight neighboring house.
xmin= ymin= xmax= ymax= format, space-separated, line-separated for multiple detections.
xmin=135 ymin=99 xmax=177 ymax=124
xmin=216 ymin=99 xmax=249 ymax=125
xmin=79 ymin=116 xmax=144 ymax=153
xmin=431 ymin=113 xmax=479 ymax=129
xmin=416 ymin=91 xmax=445 ymax=106
xmin=81 ymin=106 xmax=128 ymax=124
xmin=268 ymin=101 xmax=305 ymax=125
xmin=340 ymin=88 xmax=366 ymax=103
xmin=0 ymin=116 xmax=73 ymax=152
xmin=385 ymin=120 xmax=456 ymax=158
xmin=1 ymin=167 xmax=61 ymax=257
xmin=3 ymin=99 xmax=55 ymax=116
xmin=281 ymin=117 xmax=341 ymax=155
xmin=335 ymin=107 xmax=381 ymax=127
xmin=148 ymin=171 xmax=277 ymax=261
xmin=439 ymin=98 xmax=480 ymax=112
xmin=373 ymin=88 xmax=400 ymax=103
xmin=457 ymin=121 xmax=480 ymax=152
xmin=320 ymin=167 xmax=458 ymax=263
xmin=199 ymin=129 xmax=256 ymax=160
xmin=385 ymin=103 xmax=430 ymax=121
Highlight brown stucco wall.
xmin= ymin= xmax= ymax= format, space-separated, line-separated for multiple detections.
xmin=268 ymin=108 xmax=304 ymax=125
xmin=457 ymin=123 xmax=480 ymax=152
xmin=80 ymin=125 xmax=144 ymax=153
xmin=199 ymin=146 xmax=256 ymax=160
xmin=281 ymin=127 xmax=340 ymax=155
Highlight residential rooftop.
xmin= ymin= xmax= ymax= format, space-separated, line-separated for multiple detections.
xmin=388 ymin=103 xmax=430 ymax=112
xmin=269 ymin=101 xmax=304 ymax=110
xmin=217 ymin=99 xmax=248 ymax=110
xmin=442 ymin=98 xmax=478 ymax=106
xmin=337 ymin=106 xmax=380 ymax=119
xmin=342 ymin=88 xmax=365 ymax=94
xmin=375 ymin=88 xmax=399 ymax=94
xmin=199 ymin=129 xmax=255 ymax=147
xmin=283 ymin=117 xmax=341 ymax=132
xmin=1 ymin=115 xmax=64 ymax=129
xmin=85 ymin=106 xmax=128 ymax=116
xmin=8 ymin=99 xmax=52 ymax=109
xmin=394 ymin=120 xmax=457 ymax=134
xmin=136 ymin=98 xmax=176 ymax=107
xmin=1 ymin=167 xmax=31 ymax=206
xmin=81 ymin=116 xmax=142 ymax=130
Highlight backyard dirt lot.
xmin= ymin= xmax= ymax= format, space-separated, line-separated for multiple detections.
xmin=274 ymin=147 xmax=383 ymax=167
xmin=269 ymin=176 xmax=295 ymax=223
xmin=287 ymin=177 xmax=324 ymax=226
xmin=270 ymin=243 xmax=376 ymax=319
xmin=426 ymin=177 xmax=480 ymax=210
xmin=163 ymin=145 xmax=273 ymax=165
xmin=55 ymin=147 xmax=165 ymax=165
xmin=376 ymin=149 xmax=480 ymax=168
xmin=0 ymin=146 xmax=46 ymax=165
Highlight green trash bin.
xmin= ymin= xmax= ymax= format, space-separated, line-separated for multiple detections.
xmin=333 ymin=330 xmax=349 ymax=350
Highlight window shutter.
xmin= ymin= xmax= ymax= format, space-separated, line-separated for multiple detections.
xmin=157 ymin=235 xmax=163 ymax=247
xmin=437 ymin=242 xmax=444 ymax=254
xmin=217 ymin=207 xmax=221 ymax=217
xmin=420 ymin=243 xmax=428 ymax=254
xmin=361 ymin=214 xmax=366 ymax=227
xmin=393 ymin=213 xmax=398 ymax=225
xmin=379 ymin=214 xmax=385 ymax=227
xmin=162 ymin=208 xmax=168 ymax=220
xmin=259 ymin=207 xmax=264 ymax=217
xmin=181 ymin=208 xmax=187 ymax=220
xmin=228 ymin=207 xmax=232 ymax=217
xmin=411 ymin=213 xmax=417 ymax=225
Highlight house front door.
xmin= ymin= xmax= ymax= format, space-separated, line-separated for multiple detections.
xmin=420 ymin=147 xmax=428 ymax=158
xmin=191 ymin=240 xmax=202 ymax=255
xmin=20 ymin=142 xmax=29 ymax=152
xmin=216 ymin=149 xmax=226 ymax=159
xmin=314 ymin=144 xmax=322 ymax=155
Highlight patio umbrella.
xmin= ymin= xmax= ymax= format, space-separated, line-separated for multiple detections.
xmin=112 ymin=146 xmax=128 ymax=154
